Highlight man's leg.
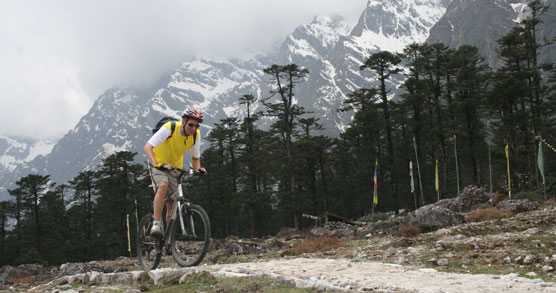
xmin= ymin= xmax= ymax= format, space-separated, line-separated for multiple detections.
xmin=153 ymin=182 xmax=168 ymax=222
xmin=164 ymin=170 xmax=179 ymax=223
xmin=165 ymin=199 xmax=175 ymax=224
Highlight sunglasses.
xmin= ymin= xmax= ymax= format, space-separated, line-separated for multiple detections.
xmin=187 ymin=123 xmax=200 ymax=128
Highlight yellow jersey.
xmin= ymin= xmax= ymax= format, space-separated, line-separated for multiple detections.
xmin=153 ymin=121 xmax=200 ymax=168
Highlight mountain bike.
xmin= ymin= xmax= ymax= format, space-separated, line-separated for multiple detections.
xmin=137 ymin=166 xmax=211 ymax=270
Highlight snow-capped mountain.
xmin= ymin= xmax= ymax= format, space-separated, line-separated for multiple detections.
xmin=277 ymin=0 xmax=451 ymax=134
xmin=1 ymin=0 xmax=454 ymax=200
xmin=0 ymin=136 xmax=56 ymax=196
xmin=426 ymin=0 xmax=555 ymax=68
xmin=0 ymin=136 xmax=55 ymax=172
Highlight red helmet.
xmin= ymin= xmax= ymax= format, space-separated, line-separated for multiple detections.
xmin=182 ymin=107 xmax=204 ymax=123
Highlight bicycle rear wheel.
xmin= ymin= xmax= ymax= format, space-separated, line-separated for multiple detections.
xmin=170 ymin=204 xmax=211 ymax=267
xmin=137 ymin=213 xmax=162 ymax=270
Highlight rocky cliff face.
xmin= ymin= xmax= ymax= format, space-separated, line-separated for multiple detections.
xmin=427 ymin=0 xmax=556 ymax=68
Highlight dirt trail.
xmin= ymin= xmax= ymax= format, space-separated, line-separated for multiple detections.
xmin=197 ymin=257 xmax=556 ymax=292
xmin=27 ymin=257 xmax=556 ymax=292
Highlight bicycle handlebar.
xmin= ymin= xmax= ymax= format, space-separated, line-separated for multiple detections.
xmin=169 ymin=166 xmax=206 ymax=175
xmin=157 ymin=165 xmax=206 ymax=176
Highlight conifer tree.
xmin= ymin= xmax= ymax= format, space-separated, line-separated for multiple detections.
xmin=39 ymin=187 xmax=67 ymax=265
xmin=7 ymin=187 xmax=23 ymax=260
xmin=0 ymin=201 xmax=12 ymax=264
xmin=69 ymin=170 xmax=96 ymax=261
xmin=12 ymin=174 xmax=52 ymax=259
xmin=263 ymin=63 xmax=309 ymax=229
xmin=94 ymin=151 xmax=145 ymax=259
xmin=238 ymin=94 xmax=260 ymax=237
xmin=361 ymin=51 xmax=402 ymax=207
xmin=451 ymin=45 xmax=490 ymax=185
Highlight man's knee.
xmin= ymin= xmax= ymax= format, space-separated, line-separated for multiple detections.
xmin=157 ymin=182 xmax=169 ymax=192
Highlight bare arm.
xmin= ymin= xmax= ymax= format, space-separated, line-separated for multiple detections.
xmin=144 ymin=143 xmax=158 ymax=167
xmin=191 ymin=157 xmax=206 ymax=173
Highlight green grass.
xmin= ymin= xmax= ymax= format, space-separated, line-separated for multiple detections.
xmin=149 ymin=272 xmax=319 ymax=292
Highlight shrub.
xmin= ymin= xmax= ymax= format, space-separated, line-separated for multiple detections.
xmin=357 ymin=212 xmax=389 ymax=222
xmin=464 ymin=208 xmax=513 ymax=222
xmin=282 ymin=236 xmax=347 ymax=256
xmin=437 ymin=185 xmax=494 ymax=212
xmin=398 ymin=225 xmax=421 ymax=238
xmin=512 ymin=190 xmax=543 ymax=201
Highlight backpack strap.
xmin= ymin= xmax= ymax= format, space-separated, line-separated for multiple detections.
xmin=168 ymin=121 xmax=177 ymax=139
xmin=193 ymin=131 xmax=197 ymax=145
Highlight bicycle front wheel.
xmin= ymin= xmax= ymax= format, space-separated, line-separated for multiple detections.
xmin=170 ymin=204 xmax=211 ymax=267
xmin=137 ymin=213 xmax=162 ymax=270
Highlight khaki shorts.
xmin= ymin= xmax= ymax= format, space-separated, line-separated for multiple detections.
xmin=151 ymin=167 xmax=180 ymax=200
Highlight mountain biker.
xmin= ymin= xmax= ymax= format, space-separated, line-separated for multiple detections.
xmin=143 ymin=107 xmax=207 ymax=236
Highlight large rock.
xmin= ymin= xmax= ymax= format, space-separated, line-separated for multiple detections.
xmin=60 ymin=262 xmax=93 ymax=276
xmin=369 ymin=216 xmax=407 ymax=235
xmin=0 ymin=264 xmax=43 ymax=279
xmin=496 ymin=199 xmax=535 ymax=214
xmin=406 ymin=205 xmax=463 ymax=231
xmin=310 ymin=222 xmax=357 ymax=239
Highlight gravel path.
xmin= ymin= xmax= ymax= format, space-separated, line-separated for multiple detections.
xmin=39 ymin=257 xmax=556 ymax=292
xmin=197 ymin=257 xmax=556 ymax=292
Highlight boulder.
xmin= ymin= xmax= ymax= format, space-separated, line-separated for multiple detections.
xmin=60 ymin=262 xmax=92 ymax=276
xmin=310 ymin=222 xmax=357 ymax=238
xmin=369 ymin=216 xmax=407 ymax=235
xmin=406 ymin=205 xmax=464 ymax=231
xmin=496 ymin=199 xmax=535 ymax=214
xmin=0 ymin=264 xmax=43 ymax=279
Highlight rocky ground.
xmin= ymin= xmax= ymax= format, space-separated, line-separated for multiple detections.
xmin=2 ymin=198 xmax=556 ymax=292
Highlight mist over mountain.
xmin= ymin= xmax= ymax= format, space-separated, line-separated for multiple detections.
xmin=4 ymin=0 xmax=554 ymax=201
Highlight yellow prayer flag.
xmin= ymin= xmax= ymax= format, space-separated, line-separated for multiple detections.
xmin=505 ymin=144 xmax=511 ymax=191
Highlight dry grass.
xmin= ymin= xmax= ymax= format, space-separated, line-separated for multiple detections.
xmin=6 ymin=275 xmax=34 ymax=284
xmin=282 ymin=236 xmax=348 ymax=256
xmin=397 ymin=225 xmax=421 ymax=238
xmin=465 ymin=208 xmax=513 ymax=222
xmin=540 ymin=198 xmax=556 ymax=209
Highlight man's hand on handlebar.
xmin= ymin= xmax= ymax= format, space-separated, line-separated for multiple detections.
xmin=153 ymin=162 xmax=172 ymax=171
xmin=153 ymin=162 xmax=207 ymax=174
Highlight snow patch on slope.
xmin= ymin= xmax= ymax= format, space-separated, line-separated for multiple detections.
xmin=511 ymin=3 xmax=529 ymax=23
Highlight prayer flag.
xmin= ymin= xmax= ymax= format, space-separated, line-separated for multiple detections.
xmin=409 ymin=161 xmax=415 ymax=193
xmin=373 ymin=160 xmax=378 ymax=205
xmin=505 ymin=144 xmax=511 ymax=190
xmin=538 ymin=140 xmax=545 ymax=185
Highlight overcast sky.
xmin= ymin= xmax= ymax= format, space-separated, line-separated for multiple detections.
xmin=0 ymin=0 xmax=366 ymax=141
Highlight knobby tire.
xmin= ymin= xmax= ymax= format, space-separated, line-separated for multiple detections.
xmin=137 ymin=213 xmax=162 ymax=270
xmin=170 ymin=204 xmax=211 ymax=267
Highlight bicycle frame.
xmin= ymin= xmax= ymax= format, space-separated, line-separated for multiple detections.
xmin=138 ymin=165 xmax=210 ymax=269
xmin=149 ymin=166 xmax=193 ymax=250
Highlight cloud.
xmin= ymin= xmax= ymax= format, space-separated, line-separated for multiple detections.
xmin=0 ymin=0 xmax=366 ymax=140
